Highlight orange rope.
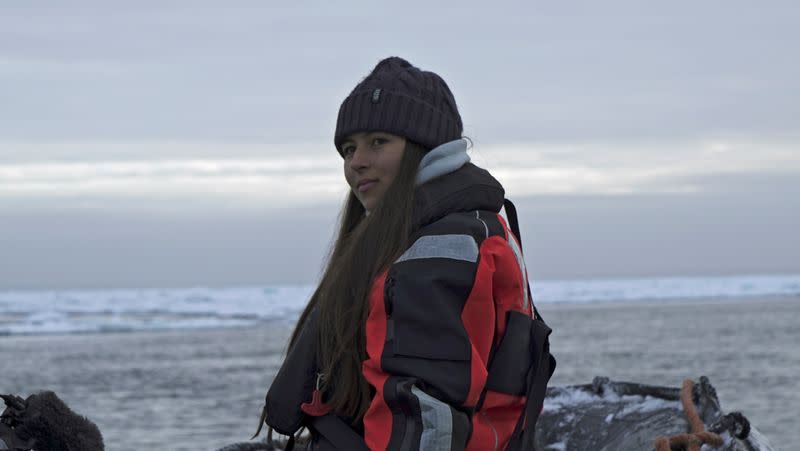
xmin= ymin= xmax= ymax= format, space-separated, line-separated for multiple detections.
xmin=654 ymin=379 xmax=724 ymax=451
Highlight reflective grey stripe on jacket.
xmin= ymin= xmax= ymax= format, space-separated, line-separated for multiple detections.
xmin=413 ymin=387 xmax=455 ymax=450
xmin=396 ymin=234 xmax=479 ymax=264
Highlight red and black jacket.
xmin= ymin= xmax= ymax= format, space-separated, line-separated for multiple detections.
xmin=264 ymin=160 xmax=555 ymax=450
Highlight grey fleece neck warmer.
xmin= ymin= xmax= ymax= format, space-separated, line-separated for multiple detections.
xmin=415 ymin=138 xmax=471 ymax=186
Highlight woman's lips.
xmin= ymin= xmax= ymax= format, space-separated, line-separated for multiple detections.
xmin=357 ymin=180 xmax=377 ymax=193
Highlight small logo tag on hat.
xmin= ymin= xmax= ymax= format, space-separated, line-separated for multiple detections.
xmin=371 ymin=88 xmax=382 ymax=103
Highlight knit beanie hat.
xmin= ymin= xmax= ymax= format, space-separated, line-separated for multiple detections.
xmin=334 ymin=57 xmax=463 ymax=155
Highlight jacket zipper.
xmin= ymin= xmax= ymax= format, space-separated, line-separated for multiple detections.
xmin=384 ymin=275 xmax=395 ymax=317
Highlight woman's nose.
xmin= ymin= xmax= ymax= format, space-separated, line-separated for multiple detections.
xmin=348 ymin=146 xmax=370 ymax=170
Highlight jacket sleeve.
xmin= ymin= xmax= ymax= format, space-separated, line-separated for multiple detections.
xmin=362 ymin=230 xmax=499 ymax=451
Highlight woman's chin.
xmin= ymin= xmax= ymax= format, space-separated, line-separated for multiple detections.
xmin=357 ymin=196 xmax=375 ymax=212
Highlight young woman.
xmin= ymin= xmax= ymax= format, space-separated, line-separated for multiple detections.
xmin=260 ymin=57 xmax=555 ymax=451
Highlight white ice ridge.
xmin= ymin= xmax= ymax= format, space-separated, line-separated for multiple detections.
xmin=1 ymin=273 xmax=798 ymax=335
xmin=543 ymin=387 xmax=681 ymax=414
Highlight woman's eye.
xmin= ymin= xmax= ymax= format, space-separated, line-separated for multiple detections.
xmin=342 ymin=146 xmax=355 ymax=157
xmin=372 ymin=137 xmax=387 ymax=146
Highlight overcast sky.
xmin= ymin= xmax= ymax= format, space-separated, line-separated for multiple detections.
xmin=1 ymin=1 xmax=798 ymax=290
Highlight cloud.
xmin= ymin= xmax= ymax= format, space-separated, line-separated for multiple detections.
xmin=0 ymin=156 xmax=346 ymax=209
xmin=1 ymin=137 xmax=796 ymax=210
xmin=2 ymin=2 xmax=798 ymax=145
xmin=1 ymin=3 xmax=798 ymax=206
xmin=475 ymin=137 xmax=800 ymax=196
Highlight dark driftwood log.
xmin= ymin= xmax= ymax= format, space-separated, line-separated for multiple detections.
xmin=1 ymin=391 xmax=105 ymax=451
xmin=533 ymin=376 xmax=773 ymax=451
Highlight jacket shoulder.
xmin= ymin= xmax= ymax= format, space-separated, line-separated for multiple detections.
xmin=415 ymin=209 xmax=505 ymax=244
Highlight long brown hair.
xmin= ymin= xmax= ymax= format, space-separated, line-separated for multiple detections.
xmin=288 ymin=140 xmax=427 ymax=422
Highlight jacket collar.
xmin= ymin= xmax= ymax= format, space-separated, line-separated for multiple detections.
xmin=412 ymin=140 xmax=505 ymax=229
xmin=415 ymin=138 xmax=472 ymax=186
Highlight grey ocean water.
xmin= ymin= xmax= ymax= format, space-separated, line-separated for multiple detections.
xmin=2 ymin=297 xmax=797 ymax=450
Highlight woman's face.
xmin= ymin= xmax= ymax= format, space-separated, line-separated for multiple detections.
xmin=341 ymin=131 xmax=406 ymax=212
